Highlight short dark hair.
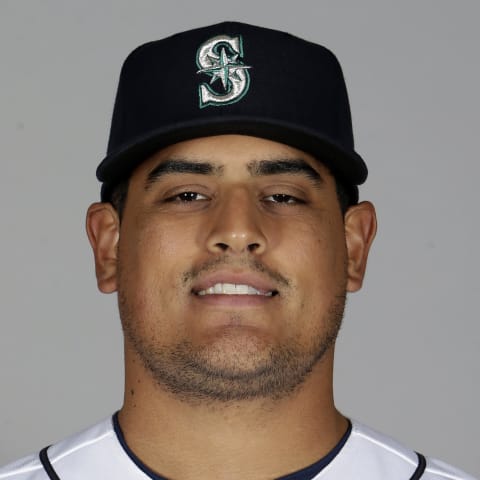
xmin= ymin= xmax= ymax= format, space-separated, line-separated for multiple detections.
xmin=109 ymin=178 xmax=129 ymax=219
xmin=335 ymin=180 xmax=354 ymax=215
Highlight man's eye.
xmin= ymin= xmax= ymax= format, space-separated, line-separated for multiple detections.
xmin=167 ymin=192 xmax=208 ymax=202
xmin=264 ymin=194 xmax=300 ymax=204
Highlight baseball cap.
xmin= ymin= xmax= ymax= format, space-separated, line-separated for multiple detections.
xmin=97 ymin=21 xmax=367 ymax=203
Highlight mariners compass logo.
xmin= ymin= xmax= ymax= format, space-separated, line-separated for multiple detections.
xmin=196 ymin=34 xmax=251 ymax=108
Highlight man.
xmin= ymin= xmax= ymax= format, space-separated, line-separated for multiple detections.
xmin=0 ymin=21 xmax=476 ymax=480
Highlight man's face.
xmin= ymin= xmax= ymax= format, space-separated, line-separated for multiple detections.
xmin=89 ymin=135 xmax=375 ymax=403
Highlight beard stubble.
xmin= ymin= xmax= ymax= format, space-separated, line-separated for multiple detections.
xmin=118 ymin=257 xmax=347 ymax=404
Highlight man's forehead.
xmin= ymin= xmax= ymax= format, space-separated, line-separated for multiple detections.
xmin=137 ymin=134 xmax=331 ymax=177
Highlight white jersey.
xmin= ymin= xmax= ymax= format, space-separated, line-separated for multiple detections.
xmin=0 ymin=416 xmax=476 ymax=480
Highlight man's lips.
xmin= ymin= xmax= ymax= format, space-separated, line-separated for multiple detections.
xmin=191 ymin=272 xmax=279 ymax=297
xmin=197 ymin=283 xmax=275 ymax=296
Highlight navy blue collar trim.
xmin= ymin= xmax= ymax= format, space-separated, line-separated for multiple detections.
xmin=113 ymin=412 xmax=352 ymax=480
xmin=276 ymin=421 xmax=351 ymax=480
xmin=113 ymin=412 xmax=167 ymax=480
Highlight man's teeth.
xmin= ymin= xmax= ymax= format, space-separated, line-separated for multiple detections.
xmin=197 ymin=283 xmax=273 ymax=296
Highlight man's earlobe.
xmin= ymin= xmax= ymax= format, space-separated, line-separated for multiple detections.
xmin=86 ymin=202 xmax=120 ymax=293
xmin=344 ymin=201 xmax=377 ymax=292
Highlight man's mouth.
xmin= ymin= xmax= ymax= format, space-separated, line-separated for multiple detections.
xmin=195 ymin=283 xmax=278 ymax=297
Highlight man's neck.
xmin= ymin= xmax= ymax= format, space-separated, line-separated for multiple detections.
xmin=118 ymin=354 xmax=347 ymax=480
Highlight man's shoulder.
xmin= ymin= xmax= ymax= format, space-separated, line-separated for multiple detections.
xmin=342 ymin=421 xmax=477 ymax=480
xmin=0 ymin=452 xmax=46 ymax=480
xmin=0 ymin=417 xmax=115 ymax=480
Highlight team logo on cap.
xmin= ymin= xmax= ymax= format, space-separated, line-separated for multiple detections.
xmin=196 ymin=34 xmax=251 ymax=108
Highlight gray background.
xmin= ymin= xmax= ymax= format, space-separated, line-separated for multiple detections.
xmin=1 ymin=0 xmax=479 ymax=476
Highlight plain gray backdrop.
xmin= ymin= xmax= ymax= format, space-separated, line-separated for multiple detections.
xmin=1 ymin=0 xmax=479 ymax=476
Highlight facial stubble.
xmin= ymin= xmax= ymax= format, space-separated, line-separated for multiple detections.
xmin=118 ymin=263 xmax=346 ymax=404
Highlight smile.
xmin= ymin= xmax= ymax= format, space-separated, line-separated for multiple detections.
xmin=196 ymin=283 xmax=276 ymax=296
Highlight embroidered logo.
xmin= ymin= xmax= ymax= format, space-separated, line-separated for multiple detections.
xmin=196 ymin=34 xmax=251 ymax=108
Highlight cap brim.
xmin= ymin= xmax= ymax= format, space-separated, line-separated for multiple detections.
xmin=97 ymin=116 xmax=367 ymax=202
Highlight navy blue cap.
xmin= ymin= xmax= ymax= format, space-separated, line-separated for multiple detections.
xmin=97 ymin=21 xmax=367 ymax=202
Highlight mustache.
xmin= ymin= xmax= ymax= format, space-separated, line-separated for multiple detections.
xmin=181 ymin=256 xmax=291 ymax=288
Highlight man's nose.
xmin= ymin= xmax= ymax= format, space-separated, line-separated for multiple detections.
xmin=205 ymin=188 xmax=267 ymax=255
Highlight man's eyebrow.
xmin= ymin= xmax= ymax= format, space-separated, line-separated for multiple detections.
xmin=247 ymin=159 xmax=324 ymax=186
xmin=145 ymin=159 xmax=224 ymax=189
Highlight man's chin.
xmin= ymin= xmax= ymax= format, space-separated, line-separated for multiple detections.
xmin=139 ymin=336 xmax=324 ymax=404
xmin=193 ymin=323 xmax=275 ymax=360
xmin=123 ymin=293 xmax=346 ymax=404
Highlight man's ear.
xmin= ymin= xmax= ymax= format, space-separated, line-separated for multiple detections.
xmin=86 ymin=202 xmax=120 ymax=293
xmin=344 ymin=201 xmax=377 ymax=292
